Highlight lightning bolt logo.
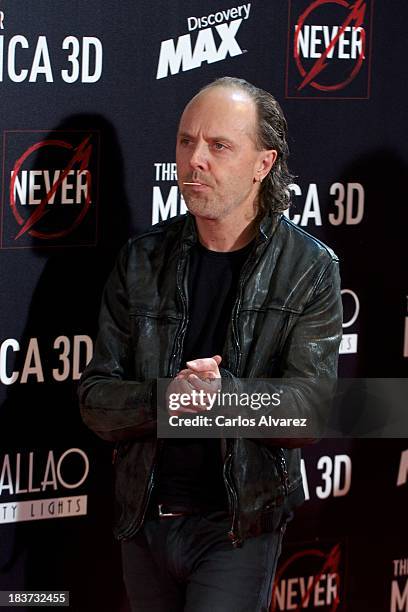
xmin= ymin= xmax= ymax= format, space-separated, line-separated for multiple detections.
xmin=271 ymin=543 xmax=342 ymax=611
xmin=292 ymin=0 xmax=368 ymax=94
xmin=9 ymin=136 xmax=93 ymax=241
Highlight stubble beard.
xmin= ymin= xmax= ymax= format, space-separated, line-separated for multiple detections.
xmin=185 ymin=195 xmax=221 ymax=220
xmin=184 ymin=189 xmax=242 ymax=221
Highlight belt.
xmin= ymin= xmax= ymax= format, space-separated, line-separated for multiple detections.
xmin=157 ymin=503 xmax=202 ymax=518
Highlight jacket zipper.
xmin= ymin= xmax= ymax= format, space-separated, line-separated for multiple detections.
xmin=224 ymin=277 xmax=242 ymax=545
xmin=223 ymin=442 xmax=241 ymax=547
xmin=170 ymin=243 xmax=189 ymax=376
xmin=120 ymin=439 xmax=164 ymax=540
xmin=223 ymin=241 xmax=267 ymax=545
xmin=276 ymin=449 xmax=289 ymax=495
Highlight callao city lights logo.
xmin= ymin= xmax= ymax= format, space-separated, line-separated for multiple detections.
xmin=0 ymin=448 xmax=89 ymax=524
xmin=340 ymin=289 xmax=359 ymax=354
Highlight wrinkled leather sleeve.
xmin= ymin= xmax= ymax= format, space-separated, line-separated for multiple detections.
xmin=78 ymin=242 xmax=156 ymax=442
xmin=221 ymin=257 xmax=343 ymax=448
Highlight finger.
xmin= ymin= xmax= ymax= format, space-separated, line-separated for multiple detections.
xmin=177 ymin=368 xmax=197 ymax=378
xmin=167 ymin=378 xmax=193 ymax=396
xmin=187 ymin=373 xmax=220 ymax=392
xmin=172 ymin=407 xmax=199 ymax=414
xmin=175 ymin=370 xmax=190 ymax=379
xmin=177 ymin=368 xmax=216 ymax=380
xmin=171 ymin=405 xmax=209 ymax=415
xmin=186 ymin=373 xmax=206 ymax=389
xmin=185 ymin=357 xmax=221 ymax=374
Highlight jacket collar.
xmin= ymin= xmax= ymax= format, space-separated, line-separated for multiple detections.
xmin=180 ymin=212 xmax=198 ymax=246
xmin=258 ymin=210 xmax=282 ymax=242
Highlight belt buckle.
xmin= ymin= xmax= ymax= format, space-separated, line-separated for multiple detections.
xmin=158 ymin=504 xmax=185 ymax=518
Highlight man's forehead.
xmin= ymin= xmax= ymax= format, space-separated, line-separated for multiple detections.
xmin=178 ymin=86 xmax=257 ymax=136
xmin=183 ymin=86 xmax=254 ymax=115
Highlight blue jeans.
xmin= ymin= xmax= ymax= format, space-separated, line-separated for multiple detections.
xmin=121 ymin=511 xmax=286 ymax=612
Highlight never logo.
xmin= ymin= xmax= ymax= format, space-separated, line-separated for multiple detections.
xmin=1 ymin=130 xmax=99 ymax=249
xmin=272 ymin=541 xmax=344 ymax=610
xmin=286 ymin=0 xmax=373 ymax=99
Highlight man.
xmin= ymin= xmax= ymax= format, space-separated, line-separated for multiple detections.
xmin=79 ymin=77 xmax=342 ymax=612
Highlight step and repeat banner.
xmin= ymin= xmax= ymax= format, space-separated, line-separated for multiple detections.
xmin=0 ymin=1 xmax=407 ymax=610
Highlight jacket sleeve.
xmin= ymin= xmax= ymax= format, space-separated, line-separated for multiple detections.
xmin=220 ymin=256 xmax=343 ymax=448
xmin=78 ymin=242 xmax=156 ymax=442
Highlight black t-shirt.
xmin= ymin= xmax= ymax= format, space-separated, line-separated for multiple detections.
xmin=154 ymin=239 xmax=254 ymax=509
xmin=181 ymin=240 xmax=253 ymax=362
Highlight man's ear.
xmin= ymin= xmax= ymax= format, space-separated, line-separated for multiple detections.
xmin=262 ymin=149 xmax=278 ymax=174
xmin=256 ymin=149 xmax=278 ymax=182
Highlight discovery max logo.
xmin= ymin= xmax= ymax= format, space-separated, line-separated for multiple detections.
xmin=156 ymin=3 xmax=251 ymax=79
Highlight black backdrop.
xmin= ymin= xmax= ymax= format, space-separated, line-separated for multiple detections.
xmin=0 ymin=1 xmax=407 ymax=610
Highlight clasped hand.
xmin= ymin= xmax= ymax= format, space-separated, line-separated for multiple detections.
xmin=166 ymin=355 xmax=222 ymax=415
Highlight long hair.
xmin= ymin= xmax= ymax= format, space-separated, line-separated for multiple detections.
xmin=199 ymin=77 xmax=295 ymax=215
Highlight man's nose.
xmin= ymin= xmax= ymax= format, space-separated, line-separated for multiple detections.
xmin=189 ymin=143 xmax=208 ymax=171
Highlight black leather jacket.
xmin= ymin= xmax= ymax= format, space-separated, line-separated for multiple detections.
xmin=79 ymin=211 xmax=342 ymax=546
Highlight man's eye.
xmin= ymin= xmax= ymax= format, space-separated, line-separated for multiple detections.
xmin=179 ymin=138 xmax=191 ymax=146
xmin=214 ymin=142 xmax=226 ymax=151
